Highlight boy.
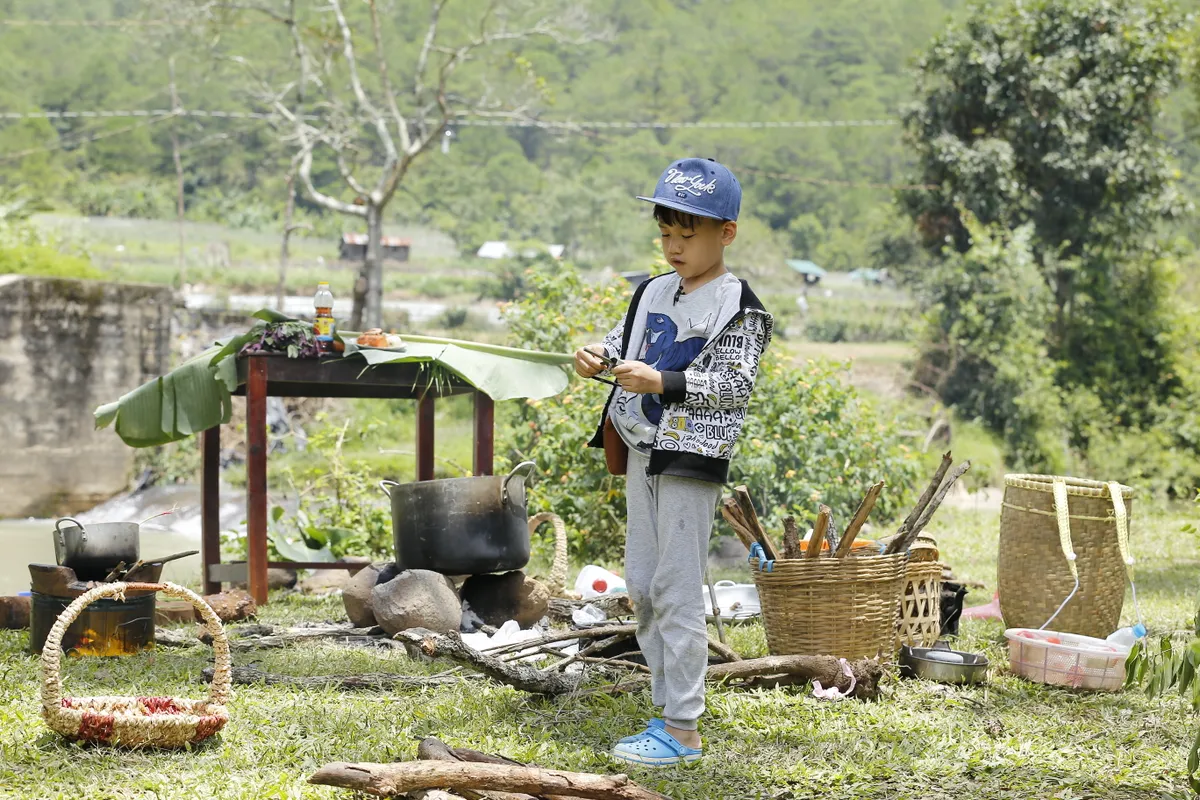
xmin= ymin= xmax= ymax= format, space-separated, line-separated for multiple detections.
xmin=574 ymin=157 xmax=773 ymax=766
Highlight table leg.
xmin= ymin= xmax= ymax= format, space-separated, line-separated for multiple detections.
xmin=201 ymin=425 xmax=221 ymax=595
xmin=473 ymin=391 xmax=494 ymax=476
xmin=417 ymin=393 xmax=435 ymax=481
xmin=246 ymin=357 xmax=269 ymax=605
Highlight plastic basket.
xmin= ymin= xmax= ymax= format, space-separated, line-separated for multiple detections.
xmin=1003 ymin=627 xmax=1128 ymax=691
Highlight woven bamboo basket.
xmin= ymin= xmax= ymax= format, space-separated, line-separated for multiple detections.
xmin=998 ymin=475 xmax=1134 ymax=638
xmin=41 ymin=582 xmax=231 ymax=748
xmin=897 ymin=560 xmax=944 ymax=648
xmin=750 ymin=551 xmax=907 ymax=661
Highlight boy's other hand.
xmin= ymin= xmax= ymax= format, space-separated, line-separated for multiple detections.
xmin=574 ymin=344 xmax=607 ymax=379
xmin=613 ymin=361 xmax=664 ymax=394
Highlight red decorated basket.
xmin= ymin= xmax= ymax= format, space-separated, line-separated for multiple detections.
xmin=40 ymin=581 xmax=231 ymax=748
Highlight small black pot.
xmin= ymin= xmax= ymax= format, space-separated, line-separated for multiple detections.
xmin=381 ymin=462 xmax=535 ymax=575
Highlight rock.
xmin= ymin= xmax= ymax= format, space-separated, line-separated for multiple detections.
xmin=0 ymin=596 xmax=31 ymax=629
xmin=234 ymin=567 xmax=298 ymax=591
xmin=340 ymin=556 xmax=372 ymax=576
xmin=342 ymin=561 xmax=401 ymax=628
xmin=155 ymin=598 xmax=198 ymax=625
xmin=198 ymin=589 xmax=257 ymax=623
xmin=460 ymin=571 xmax=550 ymax=628
xmin=298 ymin=557 xmax=374 ymax=594
xmin=370 ymin=570 xmax=461 ymax=636
xmin=268 ymin=568 xmax=299 ymax=589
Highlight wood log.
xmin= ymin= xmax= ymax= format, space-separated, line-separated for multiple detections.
xmin=415 ymin=632 xmax=879 ymax=703
xmin=781 ymin=516 xmax=802 ymax=559
xmin=894 ymin=451 xmax=952 ymax=542
xmin=201 ymin=665 xmax=479 ymax=691
xmin=416 ymin=738 xmax=534 ymax=800
xmin=396 ymin=629 xmax=584 ymax=696
xmin=733 ymin=486 xmax=780 ymax=561
xmin=804 ymin=506 xmax=830 ymax=559
xmin=706 ymin=654 xmax=883 ymax=700
xmin=308 ymin=761 xmax=670 ymax=800
xmin=836 ymin=481 xmax=885 ymax=557
xmin=886 ymin=460 xmax=971 ymax=554
xmin=546 ymin=595 xmax=634 ymax=624
xmin=584 ymin=654 xmax=884 ymax=701
xmin=720 ymin=498 xmax=758 ymax=552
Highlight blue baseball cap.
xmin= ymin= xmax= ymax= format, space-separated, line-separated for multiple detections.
xmin=637 ymin=157 xmax=741 ymax=221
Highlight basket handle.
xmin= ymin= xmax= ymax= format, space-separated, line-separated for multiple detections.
xmin=1106 ymin=481 xmax=1134 ymax=578
xmin=40 ymin=581 xmax=232 ymax=714
xmin=1052 ymin=479 xmax=1079 ymax=581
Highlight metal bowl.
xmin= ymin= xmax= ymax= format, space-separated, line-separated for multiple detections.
xmin=899 ymin=642 xmax=989 ymax=684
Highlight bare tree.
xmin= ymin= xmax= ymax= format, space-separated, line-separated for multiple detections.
xmin=190 ymin=0 xmax=595 ymax=329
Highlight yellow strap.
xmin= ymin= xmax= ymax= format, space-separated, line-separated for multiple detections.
xmin=1107 ymin=481 xmax=1134 ymax=579
xmin=1053 ymin=479 xmax=1078 ymax=580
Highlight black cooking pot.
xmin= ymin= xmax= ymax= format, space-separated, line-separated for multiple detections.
xmin=380 ymin=462 xmax=536 ymax=575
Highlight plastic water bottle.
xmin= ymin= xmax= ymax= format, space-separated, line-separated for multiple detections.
xmin=313 ymin=282 xmax=336 ymax=352
xmin=1106 ymin=623 xmax=1147 ymax=649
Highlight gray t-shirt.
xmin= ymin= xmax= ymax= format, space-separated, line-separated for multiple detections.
xmin=609 ymin=273 xmax=732 ymax=450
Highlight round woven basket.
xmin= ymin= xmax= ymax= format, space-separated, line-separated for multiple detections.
xmin=41 ymin=582 xmax=232 ymax=748
xmin=997 ymin=475 xmax=1133 ymax=638
xmin=751 ymin=553 xmax=907 ymax=661
xmin=897 ymin=560 xmax=944 ymax=649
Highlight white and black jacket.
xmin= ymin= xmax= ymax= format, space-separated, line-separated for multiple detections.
xmin=587 ymin=273 xmax=773 ymax=483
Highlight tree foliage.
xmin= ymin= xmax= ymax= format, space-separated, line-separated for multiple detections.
xmin=899 ymin=0 xmax=1200 ymax=491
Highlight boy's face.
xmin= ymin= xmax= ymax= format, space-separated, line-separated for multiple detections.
xmin=658 ymin=217 xmax=737 ymax=279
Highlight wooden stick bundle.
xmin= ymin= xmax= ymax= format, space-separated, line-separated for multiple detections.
xmin=884 ymin=458 xmax=971 ymax=555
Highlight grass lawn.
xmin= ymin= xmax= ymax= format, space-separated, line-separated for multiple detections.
xmin=2 ymin=506 xmax=1197 ymax=799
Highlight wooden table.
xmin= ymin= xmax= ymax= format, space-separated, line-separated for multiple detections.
xmin=200 ymin=354 xmax=494 ymax=604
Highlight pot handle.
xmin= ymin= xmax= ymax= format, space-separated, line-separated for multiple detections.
xmin=501 ymin=461 xmax=536 ymax=507
xmin=54 ymin=517 xmax=86 ymax=547
xmin=379 ymin=480 xmax=400 ymax=498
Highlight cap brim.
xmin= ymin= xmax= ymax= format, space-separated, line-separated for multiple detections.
xmin=636 ymin=195 xmax=727 ymax=220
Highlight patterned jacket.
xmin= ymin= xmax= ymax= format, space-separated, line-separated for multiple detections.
xmin=587 ymin=273 xmax=773 ymax=483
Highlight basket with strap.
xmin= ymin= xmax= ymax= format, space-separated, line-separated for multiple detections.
xmin=750 ymin=548 xmax=907 ymax=661
xmin=41 ymin=581 xmax=231 ymax=748
xmin=997 ymin=475 xmax=1134 ymax=638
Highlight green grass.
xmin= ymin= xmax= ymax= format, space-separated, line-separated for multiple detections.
xmin=2 ymin=503 xmax=1198 ymax=798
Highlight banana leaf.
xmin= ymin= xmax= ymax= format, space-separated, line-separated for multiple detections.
xmin=94 ymin=310 xmax=572 ymax=448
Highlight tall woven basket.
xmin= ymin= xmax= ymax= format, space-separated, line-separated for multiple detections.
xmin=751 ymin=552 xmax=907 ymax=661
xmin=998 ymin=475 xmax=1133 ymax=638
xmin=41 ymin=582 xmax=232 ymax=748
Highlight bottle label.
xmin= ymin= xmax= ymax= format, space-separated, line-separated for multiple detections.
xmin=315 ymin=317 xmax=335 ymax=340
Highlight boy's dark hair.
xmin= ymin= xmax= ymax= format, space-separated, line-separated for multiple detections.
xmin=653 ymin=204 xmax=726 ymax=230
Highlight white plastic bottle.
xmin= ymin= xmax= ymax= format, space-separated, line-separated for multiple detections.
xmin=1106 ymin=623 xmax=1147 ymax=649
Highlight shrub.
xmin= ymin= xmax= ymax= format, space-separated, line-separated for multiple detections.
xmin=0 ymin=243 xmax=102 ymax=280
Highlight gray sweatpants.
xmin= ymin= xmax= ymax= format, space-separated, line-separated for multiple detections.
xmin=624 ymin=448 xmax=722 ymax=731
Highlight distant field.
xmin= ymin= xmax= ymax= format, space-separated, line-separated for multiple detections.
xmin=32 ymin=214 xmax=489 ymax=302
xmin=782 ymin=340 xmax=916 ymax=398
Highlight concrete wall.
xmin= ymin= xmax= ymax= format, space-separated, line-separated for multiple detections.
xmin=0 ymin=276 xmax=172 ymax=517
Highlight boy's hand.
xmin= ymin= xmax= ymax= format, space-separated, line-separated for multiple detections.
xmin=574 ymin=344 xmax=607 ymax=379
xmin=613 ymin=361 xmax=664 ymax=394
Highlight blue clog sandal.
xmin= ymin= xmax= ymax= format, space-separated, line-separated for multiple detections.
xmin=618 ymin=718 xmax=665 ymax=743
xmin=610 ymin=723 xmax=702 ymax=766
